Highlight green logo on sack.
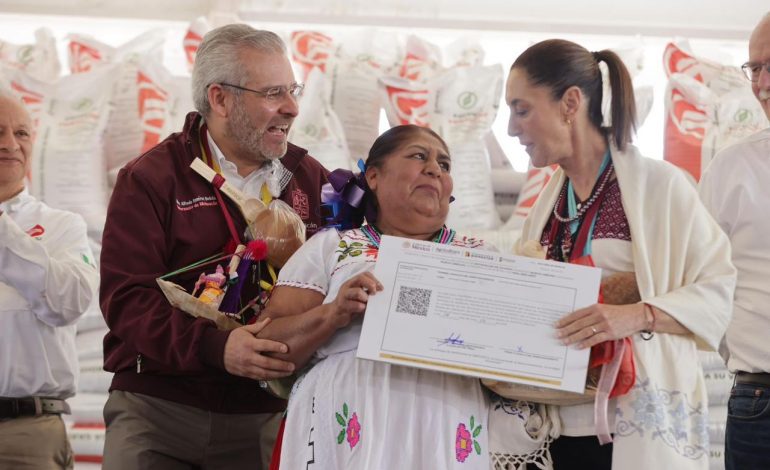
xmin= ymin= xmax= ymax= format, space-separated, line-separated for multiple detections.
xmin=16 ymin=46 xmax=34 ymax=65
xmin=457 ymin=91 xmax=477 ymax=110
xmin=303 ymin=124 xmax=319 ymax=138
xmin=734 ymin=109 xmax=752 ymax=123
xmin=72 ymin=98 xmax=93 ymax=112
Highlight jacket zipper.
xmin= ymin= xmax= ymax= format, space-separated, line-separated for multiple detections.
xmin=136 ymin=354 xmax=142 ymax=374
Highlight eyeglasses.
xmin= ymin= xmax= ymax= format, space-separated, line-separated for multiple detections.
xmin=217 ymin=82 xmax=304 ymax=101
xmin=740 ymin=61 xmax=770 ymax=82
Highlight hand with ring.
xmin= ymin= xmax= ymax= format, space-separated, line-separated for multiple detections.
xmin=555 ymin=302 xmax=649 ymax=349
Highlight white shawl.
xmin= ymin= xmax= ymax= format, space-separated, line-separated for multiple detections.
xmin=515 ymin=144 xmax=736 ymax=469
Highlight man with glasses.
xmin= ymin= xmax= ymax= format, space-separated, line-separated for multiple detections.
xmin=699 ymin=11 xmax=770 ymax=470
xmin=100 ymin=24 xmax=329 ymax=469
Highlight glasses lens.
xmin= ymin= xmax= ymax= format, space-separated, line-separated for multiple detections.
xmin=290 ymin=84 xmax=304 ymax=97
xmin=741 ymin=64 xmax=753 ymax=81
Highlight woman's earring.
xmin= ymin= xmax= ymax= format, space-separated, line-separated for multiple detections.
xmin=565 ymin=118 xmax=572 ymax=125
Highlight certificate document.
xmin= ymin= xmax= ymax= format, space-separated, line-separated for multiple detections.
xmin=356 ymin=235 xmax=602 ymax=393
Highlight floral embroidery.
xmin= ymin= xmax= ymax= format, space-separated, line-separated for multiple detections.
xmin=615 ymin=378 xmax=708 ymax=460
xmin=346 ymin=413 xmax=361 ymax=449
xmin=493 ymin=397 xmax=534 ymax=421
xmin=336 ymin=240 xmax=365 ymax=262
xmin=335 ymin=403 xmax=360 ymax=449
xmin=364 ymin=246 xmax=378 ymax=258
xmin=455 ymin=416 xmax=482 ymax=463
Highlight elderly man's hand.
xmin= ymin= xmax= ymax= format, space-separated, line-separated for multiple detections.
xmin=223 ymin=317 xmax=295 ymax=380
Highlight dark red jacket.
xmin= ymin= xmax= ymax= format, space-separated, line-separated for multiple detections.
xmin=100 ymin=112 xmax=329 ymax=413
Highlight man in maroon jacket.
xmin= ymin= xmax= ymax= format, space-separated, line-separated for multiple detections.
xmin=100 ymin=24 xmax=329 ymax=469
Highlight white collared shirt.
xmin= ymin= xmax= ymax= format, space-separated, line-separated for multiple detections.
xmin=207 ymin=133 xmax=284 ymax=199
xmin=0 ymin=189 xmax=98 ymax=399
xmin=700 ymin=127 xmax=770 ymax=373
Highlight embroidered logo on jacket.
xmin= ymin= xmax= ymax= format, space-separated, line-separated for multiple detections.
xmin=175 ymin=196 xmax=218 ymax=212
xmin=291 ymin=189 xmax=309 ymax=219
xmin=25 ymin=224 xmax=45 ymax=239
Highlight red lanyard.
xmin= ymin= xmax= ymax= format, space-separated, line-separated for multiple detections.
xmin=198 ymin=123 xmax=242 ymax=248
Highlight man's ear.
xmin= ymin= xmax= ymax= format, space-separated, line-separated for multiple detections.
xmin=560 ymin=85 xmax=582 ymax=122
xmin=207 ymin=84 xmax=229 ymax=118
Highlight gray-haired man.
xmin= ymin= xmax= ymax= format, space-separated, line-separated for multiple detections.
xmin=100 ymin=24 xmax=329 ymax=469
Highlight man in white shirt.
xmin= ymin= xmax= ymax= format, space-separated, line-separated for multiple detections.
xmin=0 ymin=91 xmax=99 ymax=469
xmin=699 ymin=11 xmax=770 ymax=470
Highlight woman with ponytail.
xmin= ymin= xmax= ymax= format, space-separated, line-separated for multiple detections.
xmin=493 ymin=39 xmax=736 ymax=469
xmin=255 ymin=125 xmax=495 ymax=469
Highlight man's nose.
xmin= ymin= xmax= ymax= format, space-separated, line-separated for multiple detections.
xmin=279 ymin=92 xmax=300 ymax=117
xmin=758 ymin=63 xmax=770 ymax=88
xmin=0 ymin=132 xmax=20 ymax=152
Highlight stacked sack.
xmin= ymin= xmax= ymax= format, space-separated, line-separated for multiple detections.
xmin=699 ymin=350 xmax=732 ymax=470
xmin=662 ymin=41 xmax=768 ymax=182
xmin=65 ymin=304 xmax=111 ymax=465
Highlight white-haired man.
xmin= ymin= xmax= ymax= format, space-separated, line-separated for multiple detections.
xmin=0 ymin=91 xmax=98 ymax=469
xmin=100 ymin=24 xmax=329 ymax=469
xmin=699 ymin=12 xmax=770 ymax=470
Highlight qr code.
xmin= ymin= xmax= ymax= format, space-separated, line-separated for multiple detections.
xmin=396 ymin=286 xmax=432 ymax=316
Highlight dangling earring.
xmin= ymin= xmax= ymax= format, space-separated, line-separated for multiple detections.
xmin=565 ymin=117 xmax=572 ymax=126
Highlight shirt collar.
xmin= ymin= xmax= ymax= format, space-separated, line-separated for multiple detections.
xmin=0 ymin=187 xmax=32 ymax=214
xmin=207 ymin=132 xmax=277 ymax=176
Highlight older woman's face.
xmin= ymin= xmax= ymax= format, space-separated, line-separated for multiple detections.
xmin=506 ymin=68 xmax=572 ymax=168
xmin=366 ymin=131 xmax=453 ymax=227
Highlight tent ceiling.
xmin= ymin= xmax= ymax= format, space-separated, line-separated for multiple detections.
xmin=0 ymin=0 xmax=764 ymax=39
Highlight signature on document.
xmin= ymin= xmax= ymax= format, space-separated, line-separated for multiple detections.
xmin=439 ymin=332 xmax=464 ymax=346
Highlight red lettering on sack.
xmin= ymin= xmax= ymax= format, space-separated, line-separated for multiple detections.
xmin=290 ymin=31 xmax=333 ymax=79
xmin=137 ymin=71 xmax=169 ymax=153
xmin=385 ymin=85 xmax=430 ymax=126
xmin=183 ymin=30 xmax=203 ymax=70
xmin=68 ymin=41 xmax=102 ymax=74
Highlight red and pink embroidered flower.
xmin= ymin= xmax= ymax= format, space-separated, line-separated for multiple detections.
xmin=346 ymin=412 xmax=361 ymax=449
xmin=336 ymin=403 xmax=360 ymax=450
xmin=455 ymin=423 xmax=472 ymax=462
xmin=455 ymin=416 xmax=482 ymax=463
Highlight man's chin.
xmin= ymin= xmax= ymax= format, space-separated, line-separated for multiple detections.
xmin=261 ymin=143 xmax=288 ymax=161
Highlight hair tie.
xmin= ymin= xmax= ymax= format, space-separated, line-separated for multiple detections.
xmin=597 ymin=58 xmax=613 ymax=128
xmin=321 ymin=159 xmax=369 ymax=230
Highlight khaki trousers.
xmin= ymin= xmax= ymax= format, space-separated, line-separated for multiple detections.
xmin=102 ymin=391 xmax=282 ymax=470
xmin=0 ymin=414 xmax=73 ymax=469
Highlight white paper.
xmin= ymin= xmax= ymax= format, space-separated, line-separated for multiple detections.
xmin=357 ymin=235 xmax=601 ymax=393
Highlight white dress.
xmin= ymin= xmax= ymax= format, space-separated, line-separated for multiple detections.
xmin=277 ymin=227 xmax=492 ymax=470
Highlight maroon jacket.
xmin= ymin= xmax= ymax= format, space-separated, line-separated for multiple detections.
xmin=100 ymin=112 xmax=329 ymax=413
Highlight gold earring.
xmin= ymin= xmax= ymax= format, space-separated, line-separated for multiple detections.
xmin=565 ymin=118 xmax=572 ymax=125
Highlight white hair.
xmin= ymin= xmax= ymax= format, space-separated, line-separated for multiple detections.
xmin=0 ymin=87 xmax=31 ymax=123
xmin=191 ymin=24 xmax=286 ymax=117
